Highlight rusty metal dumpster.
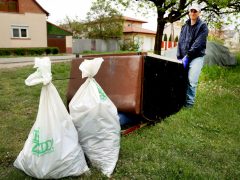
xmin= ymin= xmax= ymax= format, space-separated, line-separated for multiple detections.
xmin=66 ymin=54 xmax=187 ymax=122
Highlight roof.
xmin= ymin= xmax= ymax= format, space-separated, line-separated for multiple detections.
xmin=123 ymin=16 xmax=147 ymax=23
xmin=47 ymin=22 xmax=72 ymax=36
xmin=33 ymin=0 xmax=49 ymax=16
xmin=123 ymin=26 xmax=156 ymax=35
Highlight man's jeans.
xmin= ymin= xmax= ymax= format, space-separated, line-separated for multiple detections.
xmin=185 ymin=56 xmax=204 ymax=106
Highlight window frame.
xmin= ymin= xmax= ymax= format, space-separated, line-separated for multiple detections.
xmin=11 ymin=25 xmax=29 ymax=39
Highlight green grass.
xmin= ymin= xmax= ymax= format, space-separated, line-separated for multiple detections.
xmin=0 ymin=53 xmax=240 ymax=179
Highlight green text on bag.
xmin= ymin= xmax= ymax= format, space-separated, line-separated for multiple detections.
xmin=32 ymin=129 xmax=54 ymax=156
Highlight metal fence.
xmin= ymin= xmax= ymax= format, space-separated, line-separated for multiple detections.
xmin=72 ymin=39 xmax=120 ymax=54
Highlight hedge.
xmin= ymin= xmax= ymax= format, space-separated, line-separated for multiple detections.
xmin=0 ymin=47 xmax=59 ymax=56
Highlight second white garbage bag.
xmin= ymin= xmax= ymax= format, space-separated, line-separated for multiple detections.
xmin=69 ymin=58 xmax=121 ymax=177
xmin=14 ymin=57 xmax=89 ymax=179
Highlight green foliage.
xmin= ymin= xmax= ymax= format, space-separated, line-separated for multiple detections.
xmin=13 ymin=49 xmax=25 ymax=56
xmin=0 ymin=49 xmax=11 ymax=56
xmin=120 ymin=39 xmax=141 ymax=51
xmin=58 ymin=16 xmax=86 ymax=38
xmin=168 ymin=34 xmax=172 ymax=41
xmin=235 ymin=52 xmax=240 ymax=64
xmin=207 ymin=35 xmax=224 ymax=45
xmin=164 ymin=34 xmax=168 ymax=41
xmin=0 ymin=48 xmax=59 ymax=56
xmin=51 ymin=48 xmax=59 ymax=54
xmin=85 ymin=0 xmax=124 ymax=39
xmin=175 ymin=35 xmax=179 ymax=42
xmin=45 ymin=48 xmax=51 ymax=55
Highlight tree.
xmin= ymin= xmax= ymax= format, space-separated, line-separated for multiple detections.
xmin=163 ymin=34 xmax=168 ymax=41
xmin=110 ymin=0 xmax=240 ymax=54
xmin=85 ymin=0 xmax=124 ymax=39
xmin=175 ymin=35 xmax=179 ymax=42
xmin=57 ymin=16 xmax=86 ymax=39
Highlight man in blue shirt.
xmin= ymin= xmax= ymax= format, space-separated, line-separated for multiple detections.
xmin=177 ymin=3 xmax=208 ymax=107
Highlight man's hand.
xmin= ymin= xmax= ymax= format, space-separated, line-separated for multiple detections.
xmin=182 ymin=56 xmax=189 ymax=69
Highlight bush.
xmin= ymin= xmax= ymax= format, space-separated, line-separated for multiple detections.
xmin=51 ymin=48 xmax=59 ymax=54
xmin=13 ymin=48 xmax=26 ymax=56
xmin=208 ymin=35 xmax=224 ymax=45
xmin=120 ymin=40 xmax=141 ymax=51
xmin=35 ymin=48 xmax=45 ymax=55
xmin=168 ymin=34 xmax=172 ymax=41
xmin=27 ymin=49 xmax=37 ymax=56
xmin=0 ymin=49 xmax=11 ymax=56
xmin=163 ymin=34 xmax=168 ymax=41
xmin=45 ymin=48 xmax=52 ymax=55
xmin=0 ymin=47 xmax=59 ymax=56
xmin=175 ymin=36 xmax=178 ymax=42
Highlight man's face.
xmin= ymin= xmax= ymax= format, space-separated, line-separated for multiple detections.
xmin=189 ymin=9 xmax=200 ymax=20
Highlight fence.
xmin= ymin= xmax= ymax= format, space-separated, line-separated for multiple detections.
xmin=72 ymin=39 xmax=120 ymax=54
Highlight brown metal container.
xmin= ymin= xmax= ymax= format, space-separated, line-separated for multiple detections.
xmin=66 ymin=55 xmax=144 ymax=114
xmin=66 ymin=54 xmax=187 ymax=121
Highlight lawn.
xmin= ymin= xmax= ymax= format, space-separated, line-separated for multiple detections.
xmin=0 ymin=53 xmax=240 ymax=179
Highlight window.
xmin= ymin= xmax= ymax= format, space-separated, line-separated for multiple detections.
xmin=11 ymin=25 xmax=29 ymax=38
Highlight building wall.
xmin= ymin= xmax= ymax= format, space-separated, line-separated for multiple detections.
xmin=124 ymin=21 xmax=142 ymax=28
xmin=123 ymin=33 xmax=155 ymax=51
xmin=0 ymin=12 xmax=47 ymax=48
xmin=135 ymin=34 xmax=155 ymax=51
xmin=66 ymin=36 xmax=72 ymax=53
xmin=18 ymin=0 xmax=45 ymax=14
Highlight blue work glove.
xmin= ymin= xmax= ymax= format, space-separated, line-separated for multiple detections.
xmin=182 ymin=56 xmax=189 ymax=69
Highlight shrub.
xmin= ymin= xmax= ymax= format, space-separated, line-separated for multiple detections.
xmin=120 ymin=39 xmax=141 ymax=51
xmin=0 ymin=47 xmax=59 ymax=56
xmin=35 ymin=48 xmax=45 ymax=55
xmin=163 ymin=34 xmax=168 ymax=41
xmin=168 ymin=34 xmax=172 ymax=41
xmin=0 ymin=49 xmax=11 ymax=56
xmin=13 ymin=48 xmax=26 ymax=56
xmin=45 ymin=48 xmax=52 ymax=55
xmin=175 ymin=36 xmax=178 ymax=42
xmin=27 ymin=49 xmax=37 ymax=56
xmin=51 ymin=47 xmax=59 ymax=54
xmin=208 ymin=35 xmax=224 ymax=45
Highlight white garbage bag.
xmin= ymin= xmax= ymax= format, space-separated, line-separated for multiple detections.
xmin=69 ymin=58 xmax=121 ymax=177
xmin=14 ymin=57 xmax=89 ymax=179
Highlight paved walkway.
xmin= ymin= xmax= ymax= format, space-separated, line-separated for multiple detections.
xmin=0 ymin=54 xmax=76 ymax=69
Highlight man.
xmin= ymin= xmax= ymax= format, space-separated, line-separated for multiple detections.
xmin=177 ymin=3 xmax=208 ymax=108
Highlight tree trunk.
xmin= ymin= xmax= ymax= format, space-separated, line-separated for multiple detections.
xmin=154 ymin=13 xmax=165 ymax=55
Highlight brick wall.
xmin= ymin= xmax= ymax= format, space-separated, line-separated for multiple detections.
xmin=18 ymin=0 xmax=46 ymax=14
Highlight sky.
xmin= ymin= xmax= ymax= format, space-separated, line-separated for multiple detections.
xmin=36 ymin=0 xmax=158 ymax=31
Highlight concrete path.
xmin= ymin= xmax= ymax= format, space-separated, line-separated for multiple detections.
xmin=0 ymin=54 xmax=76 ymax=69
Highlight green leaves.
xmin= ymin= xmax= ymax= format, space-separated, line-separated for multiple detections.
xmin=85 ymin=0 xmax=124 ymax=39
